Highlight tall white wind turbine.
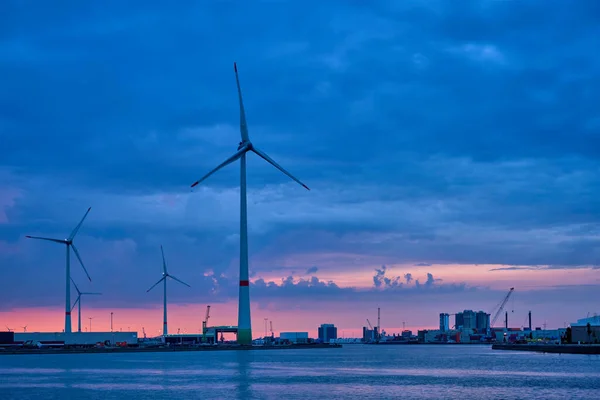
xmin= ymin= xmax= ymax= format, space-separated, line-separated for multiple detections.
xmin=190 ymin=63 xmax=310 ymax=345
xmin=71 ymin=277 xmax=102 ymax=333
xmin=26 ymin=207 xmax=93 ymax=334
xmin=146 ymin=245 xmax=190 ymax=336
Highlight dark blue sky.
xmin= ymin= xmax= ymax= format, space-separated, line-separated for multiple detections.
xmin=1 ymin=1 xmax=599 ymax=327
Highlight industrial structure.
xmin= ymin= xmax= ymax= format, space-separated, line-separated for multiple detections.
xmin=146 ymin=245 xmax=190 ymax=336
xmin=189 ymin=63 xmax=310 ymax=345
xmin=454 ymin=310 xmax=490 ymax=331
xmin=71 ymin=277 xmax=101 ymax=333
xmin=570 ymin=315 xmax=600 ymax=343
xmin=26 ymin=207 xmax=93 ymax=334
xmin=1 ymin=331 xmax=138 ymax=347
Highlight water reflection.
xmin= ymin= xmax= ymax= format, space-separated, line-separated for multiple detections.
xmin=234 ymin=351 xmax=254 ymax=399
xmin=0 ymin=346 xmax=598 ymax=399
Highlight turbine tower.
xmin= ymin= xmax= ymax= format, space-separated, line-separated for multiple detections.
xmin=71 ymin=277 xmax=102 ymax=333
xmin=190 ymin=63 xmax=310 ymax=344
xmin=146 ymin=245 xmax=190 ymax=336
xmin=26 ymin=207 xmax=92 ymax=334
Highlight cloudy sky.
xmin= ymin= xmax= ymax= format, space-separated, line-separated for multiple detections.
xmin=1 ymin=0 xmax=599 ymax=337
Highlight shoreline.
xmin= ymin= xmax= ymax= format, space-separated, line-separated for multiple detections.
xmin=492 ymin=343 xmax=600 ymax=355
xmin=0 ymin=343 xmax=342 ymax=356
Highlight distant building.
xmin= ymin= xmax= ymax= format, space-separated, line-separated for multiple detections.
xmin=362 ymin=326 xmax=379 ymax=342
xmin=13 ymin=331 xmax=138 ymax=346
xmin=570 ymin=315 xmax=600 ymax=327
xmin=455 ymin=310 xmax=490 ymax=331
xmin=439 ymin=313 xmax=450 ymax=332
xmin=280 ymin=332 xmax=308 ymax=344
xmin=570 ymin=315 xmax=600 ymax=343
xmin=401 ymin=330 xmax=412 ymax=339
xmin=455 ymin=313 xmax=464 ymax=330
xmin=476 ymin=311 xmax=490 ymax=332
xmin=318 ymin=324 xmax=338 ymax=343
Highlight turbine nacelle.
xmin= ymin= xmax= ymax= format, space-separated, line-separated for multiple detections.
xmin=146 ymin=245 xmax=191 ymax=292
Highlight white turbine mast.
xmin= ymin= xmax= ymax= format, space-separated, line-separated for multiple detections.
xmin=146 ymin=245 xmax=190 ymax=336
xmin=190 ymin=62 xmax=309 ymax=345
xmin=71 ymin=277 xmax=102 ymax=333
xmin=26 ymin=207 xmax=93 ymax=334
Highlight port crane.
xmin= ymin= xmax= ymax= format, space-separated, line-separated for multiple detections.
xmin=202 ymin=305 xmax=211 ymax=343
xmin=490 ymin=287 xmax=515 ymax=330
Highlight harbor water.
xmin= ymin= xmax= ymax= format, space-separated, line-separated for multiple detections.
xmin=1 ymin=344 xmax=599 ymax=399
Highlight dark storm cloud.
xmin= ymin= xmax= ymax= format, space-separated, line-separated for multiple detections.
xmin=1 ymin=0 xmax=600 ymax=310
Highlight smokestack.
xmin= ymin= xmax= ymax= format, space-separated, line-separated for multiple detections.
xmin=505 ymin=311 xmax=508 ymax=329
xmin=377 ymin=307 xmax=381 ymax=341
xmin=528 ymin=311 xmax=532 ymax=331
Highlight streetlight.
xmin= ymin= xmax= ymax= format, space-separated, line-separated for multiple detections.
xmin=110 ymin=312 xmax=113 ymax=332
xmin=89 ymin=317 xmax=93 ymax=332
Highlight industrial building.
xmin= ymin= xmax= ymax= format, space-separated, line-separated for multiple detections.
xmin=455 ymin=310 xmax=490 ymax=332
xmin=570 ymin=315 xmax=600 ymax=343
xmin=362 ymin=326 xmax=379 ymax=342
xmin=279 ymin=332 xmax=309 ymax=344
xmin=318 ymin=324 xmax=337 ymax=343
xmin=10 ymin=331 xmax=138 ymax=346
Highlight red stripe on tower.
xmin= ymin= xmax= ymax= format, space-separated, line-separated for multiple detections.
xmin=240 ymin=280 xmax=249 ymax=287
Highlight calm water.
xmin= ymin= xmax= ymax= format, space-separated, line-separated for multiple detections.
xmin=1 ymin=345 xmax=599 ymax=399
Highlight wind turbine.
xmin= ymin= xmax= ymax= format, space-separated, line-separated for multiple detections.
xmin=146 ymin=245 xmax=190 ymax=336
xmin=21 ymin=326 xmax=27 ymax=332
xmin=5 ymin=326 xmax=12 ymax=332
xmin=190 ymin=63 xmax=310 ymax=345
xmin=71 ymin=277 xmax=102 ymax=333
xmin=26 ymin=207 xmax=92 ymax=334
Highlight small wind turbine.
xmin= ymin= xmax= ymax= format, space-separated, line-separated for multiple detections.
xmin=21 ymin=326 xmax=27 ymax=332
xmin=71 ymin=277 xmax=102 ymax=333
xmin=5 ymin=326 xmax=12 ymax=332
xmin=190 ymin=63 xmax=309 ymax=344
xmin=146 ymin=245 xmax=190 ymax=336
xmin=26 ymin=207 xmax=93 ymax=334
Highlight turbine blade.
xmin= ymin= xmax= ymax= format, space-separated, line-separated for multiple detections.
xmin=190 ymin=146 xmax=247 ymax=188
xmin=251 ymin=147 xmax=310 ymax=191
xmin=168 ymin=275 xmax=191 ymax=288
xmin=71 ymin=244 xmax=92 ymax=282
xmin=25 ymin=236 xmax=65 ymax=244
xmin=81 ymin=292 xmax=102 ymax=295
xmin=147 ymin=277 xmax=165 ymax=292
xmin=68 ymin=207 xmax=92 ymax=241
xmin=70 ymin=277 xmax=81 ymax=295
xmin=71 ymin=296 xmax=80 ymax=312
xmin=234 ymin=62 xmax=250 ymax=143
xmin=160 ymin=245 xmax=167 ymax=274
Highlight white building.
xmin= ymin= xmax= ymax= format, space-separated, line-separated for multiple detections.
xmin=14 ymin=331 xmax=138 ymax=346
xmin=570 ymin=315 xmax=600 ymax=327
xmin=279 ymin=332 xmax=308 ymax=344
